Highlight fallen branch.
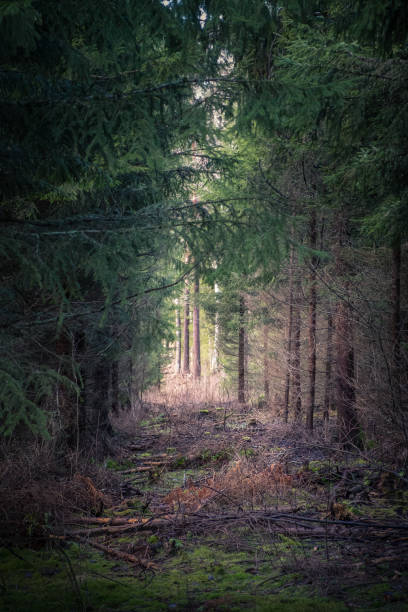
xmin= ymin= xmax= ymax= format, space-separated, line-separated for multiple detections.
xmin=119 ymin=466 xmax=158 ymax=474
xmin=61 ymin=510 xmax=408 ymax=540
xmin=51 ymin=535 xmax=156 ymax=569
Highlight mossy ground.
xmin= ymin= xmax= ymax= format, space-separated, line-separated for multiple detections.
xmin=3 ymin=403 xmax=408 ymax=611
xmin=0 ymin=543 xmax=350 ymax=611
xmin=2 ymin=540 xmax=407 ymax=611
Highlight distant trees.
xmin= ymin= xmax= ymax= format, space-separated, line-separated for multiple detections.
xmin=186 ymin=0 xmax=408 ymax=449
xmin=0 ymin=0 xmax=231 ymax=445
xmin=1 ymin=0 xmax=407 ymax=455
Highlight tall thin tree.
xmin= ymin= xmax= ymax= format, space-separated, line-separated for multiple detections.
xmin=192 ymin=271 xmax=201 ymax=378
xmin=306 ymin=209 xmax=317 ymax=431
xmin=323 ymin=308 xmax=333 ymax=428
xmin=238 ymin=295 xmax=246 ymax=404
xmin=211 ymin=282 xmax=220 ymax=372
xmin=334 ymin=215 xmax=360 ymax=445
xmin=284 ymin=247 xmax=294 ymax=423
xmin=292 ymin=254 xmax=302 ymax=422
xmin=175 ymin=298 xmax=182 ymax=374
xmin=183 ymin=275 xmax=190 ymax=375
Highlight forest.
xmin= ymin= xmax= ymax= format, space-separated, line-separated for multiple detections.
xmin=1 ymin=0 xmax=408 ymax=610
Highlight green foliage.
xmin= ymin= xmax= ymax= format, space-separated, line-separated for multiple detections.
xmin=0 ymin=0 xmax=231 ymax=436
xmin=2 ymin=0 xmax=407 ymax=438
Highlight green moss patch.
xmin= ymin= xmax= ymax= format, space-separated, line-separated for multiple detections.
xmin=0 ymin=543 xmax=350 ymax=612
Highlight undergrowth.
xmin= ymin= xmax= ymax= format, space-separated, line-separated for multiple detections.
xmin=1 ymin=399 xmax=408 ymax=611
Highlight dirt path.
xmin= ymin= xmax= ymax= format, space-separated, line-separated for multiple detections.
xmin=2 ymin=401 xmax=408 ymax=611
xmin=64 ymin=402 xmax=408 ymax=609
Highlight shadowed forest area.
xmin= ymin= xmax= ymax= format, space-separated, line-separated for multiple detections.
xmin=1 ymin=1 xmax=408 ymax=610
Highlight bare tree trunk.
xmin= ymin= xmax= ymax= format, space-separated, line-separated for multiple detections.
xmin=128 ymin=358 xmax=134 ymax=410
xmin=334 ymin=216 xmax=360 ymax=446
xmin=211 ymin=282 xmax=220 ymax=372
xmin=263 ymin=324 xmax=270 ymax=404
xmin=323 ymin=308 xmax=333 ymax=427
xmin=244 ymin=324 xmax=249 ymax=399
xmin=192 ymin=271 xmax=201 ymax=378
xmin=335 ymin=295 xmax=358 ymax=445
xmin=306 ymin=210 xmax=317 ymax=431
xmin=392 ymin=237 xmax=402 ymax=410
xmin=111 ymin=360 xmax=120 ymax=414
xmin=183 ymin=276 xmax=190 ymax=374
xmin=175 ymin=298 xmax=181 ymax=374
xmin=284 ymin=248 xmax=294 ymax=423
xmin=293 ymin=266 xmax=302 ymax=422
xmin=238 ymin=296 xmax=246 ymax=404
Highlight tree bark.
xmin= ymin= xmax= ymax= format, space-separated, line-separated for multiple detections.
xmin=263 ymin=323 xmax=270 ymax=404
xmin=335 ymin=296 xmax=358 ymax=445
xmin=306 ymin=210 xmax=317 ymax=431
xmin=284 ymin=248 xmax=294 ymax=423
xmin=292 ymin=266 xmax=302 ymax=422
xmin=334 ymin=216 xmax=360 ymax=446
xmin=192 ymin=271 xmax=201 ymax=378
xmin=175 ymin=298 xmax=181 ymax=374
xmin=323 ymin=308 xmax=333 ymax=427
xmin=111 ymin=360 xmax=120 ymax=414
xmin=211 ymin=282 xmax=220 ymax=372
xmin=238 ymin=296 xmax=246 ymax=404
xmin=183 ymin=276 xmax=190 ymax=374
xmin=391 ymin=237 xmax=402 ymax=410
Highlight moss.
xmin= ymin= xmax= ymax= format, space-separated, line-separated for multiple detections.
xmin=308 ymin=460 xmax=328 ymax=473
xmin=347 ymin=580 xmax=408 ymax=610
xmin=239 ymin=447 xmax=256 ymax=458
xmin=0 ymin=543 xmax=369 ymax=612
xmin=174 ymin=455 xmax=187 ymax=467
xmin=160 ymin=467 xmax=203 ymax=489
xmin=113 ymin=507 xmax=140 ymax=517
xmin=105 ymin=457 xmax=134 ymax=471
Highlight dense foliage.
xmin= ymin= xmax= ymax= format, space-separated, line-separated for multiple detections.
xmin=1 ymin=0 xmax=407 ymax=451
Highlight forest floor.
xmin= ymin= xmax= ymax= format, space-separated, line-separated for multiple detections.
xmin=1 ymin=398 xmax=408 ymax=611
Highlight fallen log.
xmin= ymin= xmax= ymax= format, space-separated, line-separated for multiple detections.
xmin=119 ymin=466 xmax=158 ymax=474
xmin=61 ymin=510 xmax=408 ymax=541
xmin=61 ymin=514 xmax=190 ymax=536
xmin=50 ymin=534 xmax=156 ymax=569
xmin=65 ymin=516 xmax=143 ymax=526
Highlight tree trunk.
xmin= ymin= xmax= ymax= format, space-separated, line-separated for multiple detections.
xmin=175 ymin=298 xmax=181 ymax=374
xmin=183 ymin=276 xmax=190 ymax=374
xmin=55 ymin=330 xmax=78 ymax=446
xmin=111 ymin=360 xmax=120 ymax=414
xmin=306 ymin=210 xmax=317 ymax=431
xmin=334 ymin=216 xmax=360 ymax=446
xmin=284 ymin=247 xmax=294 ymax=423
xmin=80 ymin=333 xmax=113 ymax=456
xmin=392 ymin=237 xmax=402 ymax=410
xmin=211 ymin=282 xmax=220 ymax=372
xmin=335 ymin=296 xmax=358 ymax=445
xmin=292 ymin=267 xmax=302 ymax=422
xmin=323 ymin=308 xmax=333 ymax=427
xmin=192 ymin=271 xmax=201 ymax=378
xmin=263 ymin=324 xmax=270 ymax=404
xmin=128 ymin=358 xmax=134 ymax=410
xmin=238 ymin=296 xmax=246 ymax=404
